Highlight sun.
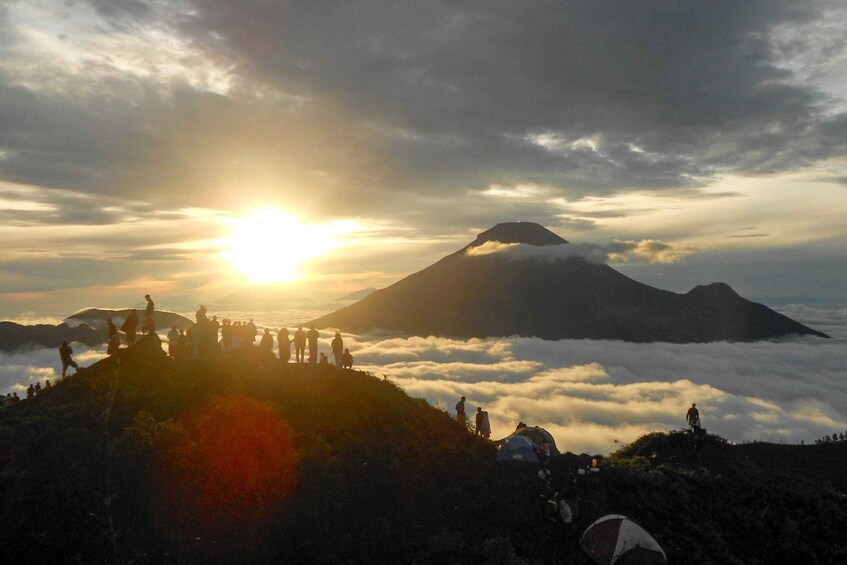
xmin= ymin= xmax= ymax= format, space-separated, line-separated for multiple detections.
xmin=223 ymin=208 xmax=338 ymax=283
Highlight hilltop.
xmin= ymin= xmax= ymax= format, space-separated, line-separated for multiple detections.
xmin=1 ymin=338 xmax=845 ymax=564
xmin=311 ymin=222 xmax=828 ymax=343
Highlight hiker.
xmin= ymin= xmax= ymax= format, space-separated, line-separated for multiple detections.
xmin=3 ymin=393 xmax=11 ymax=406
xmin=475 ymin=407 xmax=484 ymax=436
xmin=106 ymin=318 xmax=118 ymax=342
xmin=44 ymin=379 xmax=51 ymax=390
xmin=167 ymin=326 xmax=180 ymax=358
xmin=294 ymin=327 xmax=306 ymax=363
xmin=456 ymin=396 xmax=467 ymax=426
xmin=306 ymin=326 xmax=320 ymax=364
xmin=26 ymin=384 xmax=35 ymax=399
xmin=34 ymin=382 xmax=41 ymax=396
xmin=121 ymin=309 xmax=139 ymax=345
xmin=539 ymin=438 xmax=551 ymax=465
xmin=196 ymin=304 xmax=208 ymax=324
xmin=246 ymin=319 xmax=258 ymax=344
xmin=342 ymin=348 xmax=353 ymax=369
xmin=278 ymin=328 xmax=291 ymax=363
xmin=480 ymin=410 xmax=491 ymax=439
xmin=686 ymin=403 xmax=701 ymax=429
xmin=142 ymin=294 xmax=155 ymax=334
xmin=177 ymin=329 xmax=187 ymax=360
xmin=59 ymin=341 xmax=79 ymax=377
xmin=331 ymin=332 xmax=344 ymax=369
xmin=11 ymin=392 xmax=20 ymax=404
xmin=260 ymin=328 xmax=274 ymax=352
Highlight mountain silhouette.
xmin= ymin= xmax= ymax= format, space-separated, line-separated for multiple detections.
xmin=0 ymin=321 xmax=103 ymax=351
xmin=312 ymin=222 xmax=828 ymax=342
xmin=67 ymin=308 xmax=192 ymax=330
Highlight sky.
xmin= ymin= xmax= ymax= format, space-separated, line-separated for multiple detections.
xmin=1 ymin=0 xmax=846 ymax=317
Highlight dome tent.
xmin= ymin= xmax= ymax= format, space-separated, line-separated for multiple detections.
xmin=510 ymin=426 xmax=560 ymax=455
xmin=495 ymin=435 xmax=540 ymax=463
xmin=580 ymin=514 xmax=667 ymax=565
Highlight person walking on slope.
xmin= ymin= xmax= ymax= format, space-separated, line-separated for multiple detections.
xmin=686 ymin=403 xmax=701 ymax=429
xmin=278 ymin=328 xmax=291 ymax=363
xmin=59 ymin=341 xmax=79 ymax=377
xmin=456 ymin=396 xmax=467 ymax=427
xmin=306 ymin=326 xmax=320 ymax=364
xmin=121 ymin=309 xmax=139 ymax=345
xmin=331 ymin=332 xmax=344 ymax=369
xmin=294 ymin=327 xmax=306 ymax=363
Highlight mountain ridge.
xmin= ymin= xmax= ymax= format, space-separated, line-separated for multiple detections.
xmin=311 ymin=222 xmax=828 ymax=342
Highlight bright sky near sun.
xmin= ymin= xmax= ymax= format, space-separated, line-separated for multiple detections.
xmin=0 ymin=1 xmax=846 ymax=316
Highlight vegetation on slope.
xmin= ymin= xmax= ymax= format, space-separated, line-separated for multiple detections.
xmin=1 ymin=335 xmax=846 ymax=564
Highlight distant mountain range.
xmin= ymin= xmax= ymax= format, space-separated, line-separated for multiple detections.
xmin=0 ymin=321 xmax=104 ymax=351
xmin=337 ymin=287 xmax=378 ymax=301
xmin=312 ymin=222 xmax=829 ymax=342
xmin=67 ymin=308 xmax=193 ymax=330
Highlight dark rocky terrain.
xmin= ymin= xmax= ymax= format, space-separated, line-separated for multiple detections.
xmin=312 ymin=222 xmax=828 ymax=342
xmin=1 ymin=336 xmax=845 ymax=564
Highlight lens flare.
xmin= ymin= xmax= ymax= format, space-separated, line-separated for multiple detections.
xmin=152 ymin=395 xmax=299 ymax=560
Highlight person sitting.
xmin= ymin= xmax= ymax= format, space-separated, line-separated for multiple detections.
xmin=319 ymin=352 xmax=329 ymax=365
xmin=342 ymin=348 xmax=353 ymax=369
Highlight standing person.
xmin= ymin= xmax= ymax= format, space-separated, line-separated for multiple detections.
xmin=247 ymin=319 xmax=258 ymax=344
xmin=306 ymin=326 xmax=320 ymax=364
xmin=331 ymin=332 xmax=344 ymax=369
xmin=121 ymin=309 xmax=138 ymax=345
xmin=456 ymin=396 xmax=467 ymax=427
xmin=177 ymin=329 xmax=187 ymax=360
xmin=167 ymin=326 xmax=180 ymax=358
xmin=260 ymin=328 xmax=274 ymax=353
xmin=342 ymin=348 xmax=353 ymax=369
xmin=480 ymin=410 xmax=491 ymax=439
xmin=195 ymin=304 xmax=208 ymax=324
xmin=475 ymin=407 xmax=484 ymax=436
xmin=26 ymin=384 xmax=35 ymax=399
xmin=686 ymin=403 xmax=701 ymax=429
xmin=294 ymin=327 xmax=306 ymax=363
xmin=143 ymin=294 xmax=156 ymax=334
xmin=278 ymin=328 xmax=291 ymax=363
xmin=106 ymin=318 xmax=118 ymax=342
xmin=59 ymin=341 xmax=79 ymax=377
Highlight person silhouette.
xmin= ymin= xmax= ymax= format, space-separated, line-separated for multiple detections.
xmin=143 ymin=294 xmax=155 ymax=334
xmin=260 ymin=328 xmax=274 ymax=352
xmin=331 ymin=332 xmax=343 ymax=369
xmin=306 ymin=326 xmax=319 ymax=364
xmin=456 ymin=396 xmax=467 ymax=426
xmin=686 ymin=403 xmax=701 ymax=429
xmin=121 ymin=309 xmax=138 ymax=345
xmin=294 ymin=327 xmax=306 ymax=363
xmin=106 ymin=318 xmax=117 ymax=341
xmin=342 ymin=348 xmax=353 ymax=369
xmin=167 ymin=326 xmax=180 ymax=357
xmin=278 ymin=328 xmax=291 ymax=363
xmin=59 ymin=340 xmax=79 ymax=377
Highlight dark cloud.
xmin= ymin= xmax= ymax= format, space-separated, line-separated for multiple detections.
xmin=0 ymin=0 xmax=843 ymax=226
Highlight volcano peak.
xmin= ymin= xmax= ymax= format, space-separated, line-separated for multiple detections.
xmin=466 ymin=222 xmax=568 ymax=248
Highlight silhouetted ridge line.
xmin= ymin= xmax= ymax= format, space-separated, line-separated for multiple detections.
xmin=310 ymin=222 xmax=828 ymax=342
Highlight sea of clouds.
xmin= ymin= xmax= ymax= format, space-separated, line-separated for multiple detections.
xmin=2 ymin=305 xmax=845 ymax=455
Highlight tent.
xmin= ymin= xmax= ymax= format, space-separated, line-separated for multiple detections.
xmin=510 ymin=426 xmax=560 ymax=455
xmin=580 ymin=514 xmax=667 ymax=565
xmin=495 ymin=435 xmax=540 ymax=462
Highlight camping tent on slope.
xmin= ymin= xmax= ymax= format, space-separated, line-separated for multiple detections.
xmin=580 ymin=514 xmax=667 ymax=565
xmin=509 ymin=426 xmax=560 ymax=455
xmin=495 ymin=435 xmax=540 ymax=463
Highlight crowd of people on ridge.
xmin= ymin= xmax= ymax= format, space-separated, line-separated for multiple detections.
xmin=104 ymin=296 xmax=356 ymax=369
